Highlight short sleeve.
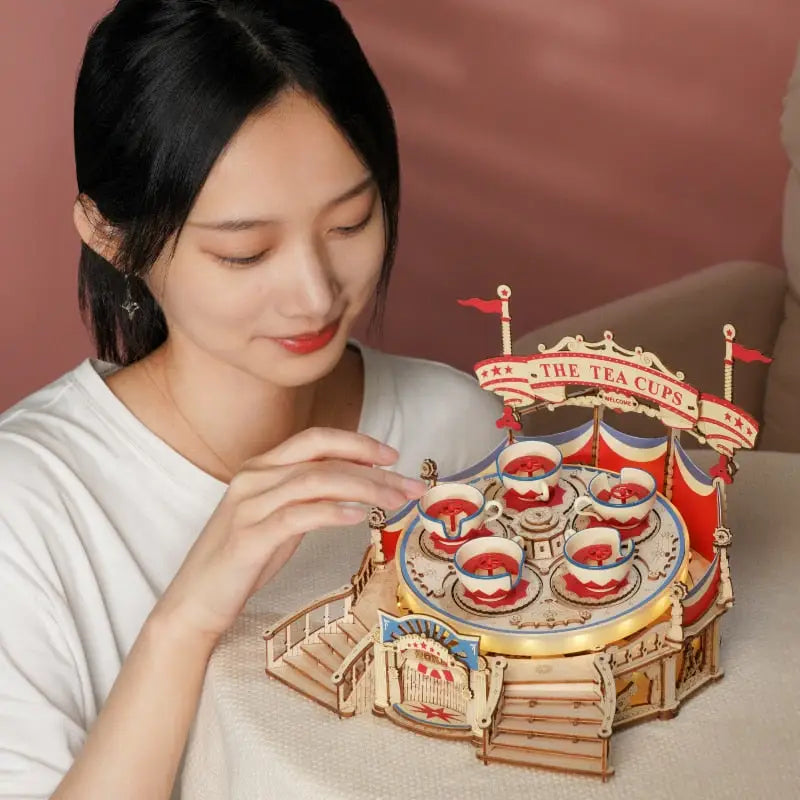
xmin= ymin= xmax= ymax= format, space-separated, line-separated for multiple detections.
xmin=434 ymin=370 xmax=505 ymax=477
xmin=385 ymin=353 xmax=506 ymax=479
xmin=0 ymin=514 xmax=89 ymax=799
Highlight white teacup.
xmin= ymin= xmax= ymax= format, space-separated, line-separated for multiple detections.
xmin=573 ymin=467 xmax=657 ymax=528
xmin=563 ymin=527 xmax=634 ymax=589
xmin=496 ymin=440 xmax=563 ymax=501
xmin=418 ymin=482 xmax=503 ymax=541
xmin=454 ymin=535 xmax=526 ymax=598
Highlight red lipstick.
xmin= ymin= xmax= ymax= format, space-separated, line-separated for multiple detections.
xmin=273 ymin=319 xmax=340 ymax=355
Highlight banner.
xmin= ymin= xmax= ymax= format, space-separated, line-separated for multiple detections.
xmin=697 ymin=394 xmax=758 ymax=456
xmin=379 ymin=612 xmax=480 ymax=670
xmin=474 ymin=352 xmax=698 ymax=429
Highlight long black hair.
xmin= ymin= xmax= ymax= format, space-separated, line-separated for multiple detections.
xmin=75 ymin=0 xmax=400 ymax=365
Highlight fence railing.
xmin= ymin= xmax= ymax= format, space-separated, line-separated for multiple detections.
xmin=332 ymin=625 xmax=377 ymax=717
xmin=263 ymin=585 xmax=353 ymax=669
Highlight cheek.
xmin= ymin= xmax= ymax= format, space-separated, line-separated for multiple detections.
xmin=156 ymin=258 xmax=267 ymax=338
xmin=330 ymin=222 xmax=386 ymax=292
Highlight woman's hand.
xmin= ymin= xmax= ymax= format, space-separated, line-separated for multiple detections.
xmin=153 ymin=427 xmax=425 ymax=643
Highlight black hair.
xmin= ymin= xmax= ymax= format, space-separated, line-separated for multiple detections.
xmin=75 ymin=0 xmax=400 ymax=364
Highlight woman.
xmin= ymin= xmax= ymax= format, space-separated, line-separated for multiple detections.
xmin=0 ymin=1 xmax=502 ymax=798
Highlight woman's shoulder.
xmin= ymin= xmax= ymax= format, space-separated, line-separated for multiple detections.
xmin=364 ymin=345 xmax=500 ymax=411
xmin=0 ymin=359 xmax=103 ymax=436
xmin=360 ymin=345 xmax=505 ymax=476
xmin=0 ymin=359 xmax=115 ymax=505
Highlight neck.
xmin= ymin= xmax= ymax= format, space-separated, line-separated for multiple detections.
xmin=127 ymin=337 xmax=362 ymax=481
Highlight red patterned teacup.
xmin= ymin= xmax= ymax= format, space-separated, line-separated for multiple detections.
xmin=573 ymin=467 xmax=657 ymax=528
xmin=564 ymin=526 xmax=634 ymax=591
xmin=496 ymin=440 xmax=563 ymax=501
xmin=418 ymin=483 xmax=504 ymax=541
xmin=454 ymin=535 xmax=525 ymax=598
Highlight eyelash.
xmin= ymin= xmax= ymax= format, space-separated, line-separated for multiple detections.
xmin=332 ymin=211 xmax=373 ymax=236
xmin=219 ymin=252 xmax=267 ymax=266
xmin=217 ymin=211 xmax=373 ymax=266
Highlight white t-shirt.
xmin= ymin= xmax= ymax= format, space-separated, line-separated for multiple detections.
xmin=0 ymin=344 xmax=503 ymax=799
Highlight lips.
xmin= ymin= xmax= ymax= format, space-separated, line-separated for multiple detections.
xmin=272 ymin=319 xmax=340 ymax=355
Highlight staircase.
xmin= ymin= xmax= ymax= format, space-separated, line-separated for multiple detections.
xmin=266 ymin=612 xmax=371 ymax=715
xmin=481 ymin=661 xmax=614 ymax=779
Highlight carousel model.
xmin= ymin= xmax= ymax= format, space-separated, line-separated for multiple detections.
xmin=263 ymin=286 xmax=766 ymax=780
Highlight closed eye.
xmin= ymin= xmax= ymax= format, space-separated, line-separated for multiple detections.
xmin=332 ymin=211 xmax=373 ymax=236
xmin=216 ymin=250 xmax=268 ymax=266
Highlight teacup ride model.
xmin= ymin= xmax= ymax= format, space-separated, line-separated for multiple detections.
xmin=263 ymin=286 xmax=767 ymax=780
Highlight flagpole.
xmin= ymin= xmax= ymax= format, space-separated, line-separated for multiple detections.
xmin=497 ymin=284 xmax=512 ymax=356
xmin=723 ymin=324 xmax=736 ymax=403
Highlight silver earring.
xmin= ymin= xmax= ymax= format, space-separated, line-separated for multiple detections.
xmin=121 ymin=276 xmax=140 ymax=321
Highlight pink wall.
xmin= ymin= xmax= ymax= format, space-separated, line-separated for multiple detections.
xmin=2 ymin=1 xmax=798 ymax=410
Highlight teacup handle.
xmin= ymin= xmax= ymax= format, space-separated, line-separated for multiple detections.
xmin=510 ymin=535 xmax=525 ymax=547
xmin=533 ymin=481 xmax=550 ymax=502
xmin=484 ymin=499 xmax=504 ymax=522
xmin=573 ymin=495 xmax=601 ymax=519
xmin=620 ymin=540 xmax=635 ymax=558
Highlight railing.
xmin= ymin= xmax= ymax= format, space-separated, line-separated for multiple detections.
xmin=606 ymin=618 xmax=674 ymax=673
xmin=592 ymin=653 xmax=616 ymax=739
xmin=350 ymin=546 xmax=375 ymax=605
xmin=478 ymin=656 xmax=508 ymax=730
xmin=332 ymin=625 xmax=378 ymax=716
xmin=479 ymin=657 xmax=507 ymax=759
xmin=263 ymin=584 xmax=353 ymax=670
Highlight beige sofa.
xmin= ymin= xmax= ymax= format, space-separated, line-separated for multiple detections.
xmin=515 ymin=49 xmax=800 ymax=453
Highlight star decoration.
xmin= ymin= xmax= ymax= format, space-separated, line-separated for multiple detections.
xmin=121 ymin=298 xmax=140 ymax=320
xmin=409 ymin=703 xmax=459 ymax=722
xmin=735 ymin=417 xmax=743 ymax=429
xmin=724 ymin=412 xmax=732 ymax=422
xmin=481 ymin=370 xmax=488 ymax=378
xmin=505 ymin=366 xmax=513 ymax=374
xmin=492 ymin=366 xmax=502 ymax=375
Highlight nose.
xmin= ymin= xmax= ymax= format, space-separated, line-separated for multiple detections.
xmin=282 ymin=237 xmax=338 ymax=320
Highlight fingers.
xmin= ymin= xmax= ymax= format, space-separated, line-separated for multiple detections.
xmin=229 ymin=458 xmax=426 ymax=505
xmin=233 ymin=463 xmax=423 ymax=528
xmin=238 ymin=502 xmax=368 ymax=561
xmin=245 ymin=427 xmax=398 ymax=469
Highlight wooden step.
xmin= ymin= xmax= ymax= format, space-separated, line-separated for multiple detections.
xmin=283 ymin=653 xmax=336 ymax=692
xmin=501 ymin=699 xmax=603 ymax=723
xmin=338 ymin=620 xmax=368 ymax=645
xmin=497 ymin=715 xmax=604 ymax=741
xmin=503 ymin=655 xmax=598 ymax=684
xmin=481 ymin=743 xmax=611 ymax=778
xmin=301 ymin=642 xmax=342 ymax=674
xmin=351 ymin=609 xmax=375 ymax=632
xmin=266 ymin=663 xmax=338 ymax=713
xmin=503 ymin=684 xmax=601 ymax=702
xmin=318 ymin=632 xmax=352 ymax=659
xmin=490 ymin=731 xmax=605 ymax=759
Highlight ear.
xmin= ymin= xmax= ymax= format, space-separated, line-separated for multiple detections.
xmin=73 ymin=195 xmax=120 ymax=264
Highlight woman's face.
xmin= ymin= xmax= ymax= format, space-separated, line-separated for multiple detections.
xmin=146 ymin=90 xmax=386 ymax=386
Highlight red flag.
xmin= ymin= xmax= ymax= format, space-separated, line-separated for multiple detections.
xmin=458 ymin=297 xmax=503 ymax=314
xmin=731 ymin=342 xmax=772 ymax=364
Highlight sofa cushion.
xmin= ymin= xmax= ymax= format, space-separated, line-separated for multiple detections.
xmin=762 ymin=46 xmax=800 ymax=451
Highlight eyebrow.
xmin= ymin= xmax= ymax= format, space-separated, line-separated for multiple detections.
xmin=188 ymin=175 xmax=376 ymax=231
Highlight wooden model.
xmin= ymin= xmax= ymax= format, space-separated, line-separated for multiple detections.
xmin=264 ymin=285 xmax=770 ymax=779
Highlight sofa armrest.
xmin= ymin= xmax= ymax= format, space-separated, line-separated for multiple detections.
xmin=513 ymin=260 xmax=786 ymax=443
